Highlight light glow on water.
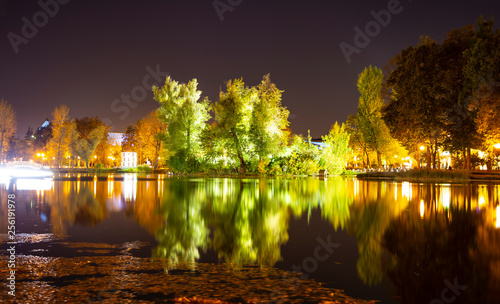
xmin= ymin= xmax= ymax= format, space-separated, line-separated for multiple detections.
xmin=16 ymin=178 xmax=53 ymax=191
xmin=441 ymin=186 xmax=450 ymax=209
xmin=496 ymin=205 xmax=500 ymax=229
xmin=402 ymin=182 xmax=411 ymax=200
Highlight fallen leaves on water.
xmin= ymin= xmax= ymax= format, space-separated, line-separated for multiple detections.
xmin=0 ymin=255 xmax=378 ymax=304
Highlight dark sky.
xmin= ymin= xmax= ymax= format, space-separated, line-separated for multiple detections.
xmin=1 ymin=0 xmax=499 ymax=138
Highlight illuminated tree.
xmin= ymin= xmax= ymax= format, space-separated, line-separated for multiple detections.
xmin=213 ymin=78 xmax=257 ymax=173
xmin=153 ymin=77 xmax=210 ymax=172
xmin=250 ymin=74 xmax=290 ymax=161
xmin=135 ymin=110 xmax=167 ymax=169
xmin=356 ymin=66 xmax=395 ymax=167
xmin=462 ymin=18 xmax=500 ymax=169
xmin=46 ymin=105 xmax=73 ymax=167
xmin=121 ymin=125 xmax=136 ymax=152
xmin=0 ymin=100 xmax=17 ymax=163
xmin=285 ymin=133 xmax=320 ymax=175
xmin=321 ymin=122 xmax=351 ymax=175
xmin=72 ymin=117 xmax=107 ymax=168
xmin=384 ymin=37 xmax=450 ymax=168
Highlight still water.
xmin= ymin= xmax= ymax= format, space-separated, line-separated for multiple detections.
xmin=1 ymin=175 xmax=500 ymax=303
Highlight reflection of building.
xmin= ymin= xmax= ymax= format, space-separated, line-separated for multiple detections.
xmin=108 ymin=132 xmax=125 ymax=146
xmin=121 ymin=152 xmax=137 ymax=167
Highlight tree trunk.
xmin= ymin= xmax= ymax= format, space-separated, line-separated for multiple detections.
xmin=487 ymin=148 xmax=493 ymax=170
xmin=365 ymin=149 xmax=370 ymax=168
xmin=416 ymin=146 xmax=420 ymax=169
xmin=426 ymin=145 xmax=431 ymax=169
xmin=432 ymin=142 xmax=437 ymax=169
xmin=232 ymin=130 xmax=246 ymax=173
xmin=467 ymin=146 xmax=471 ymax=170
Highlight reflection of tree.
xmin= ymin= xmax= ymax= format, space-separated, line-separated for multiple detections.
xmin=132 ymin=180 xmax=162 ymax=235
xmin=207 ymin=179 xmax=290 ymax=267
xmin=152 ymin=178 xmax=291 ymax=269
xmin=382 ymin=187 xmax=492 ymax=304
xmin=320 ymin=176 xmax=353 ymax=230
xmin=468 ymin=205 xmax=500 ymax=304
xmin=153 ymin=181 xmax=209 ymax=270
xmin=346 ymin=182 xmax=408 ymax=286
xmin=46 ymin=181 xmax=106 ymax=234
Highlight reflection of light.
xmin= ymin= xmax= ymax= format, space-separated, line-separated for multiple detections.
xmin=496 ymin=206 xmax=499 ymax=228
xmin=394 ymin=183 xmax=398 ymax=201
xmin=16 ymin=179 xmax=53 ymax=191
xmin=0 ymin=167 xmax=53 ymax=178
xmin=441 ymin=186 xmax=450 ymax=209
xmin=402 ymin=182 xmax=411 ymax=200
xmin=494 ymin=143 xmax=500 ymax=149
xmin=354 ymin=179 xmax=359 ymax=197
xmin=123 ymin=174 xmax=137 ymax=202
xmin=420 ymin=200 xmax=424 ymax=218
xmin=478 ymin=196 xmax=485 ymax=206
xmin=107 ymin=180 xmax=113 ymax=198
xmin=0 ymin=176 xmax=10 ymax=185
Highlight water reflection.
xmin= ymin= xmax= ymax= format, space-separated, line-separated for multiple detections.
xmin=1 ymin=177 xmax=500 ymax=303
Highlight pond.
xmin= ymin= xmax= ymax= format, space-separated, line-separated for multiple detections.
xmin=1 ymin=175 xmax=499 ymax=303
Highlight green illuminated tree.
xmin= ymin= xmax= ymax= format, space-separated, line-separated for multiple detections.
xmin=213 ymin=78 xmax=257 ymax=173
xmin=321 ymin=122 xmax=351 ymax=175
xmin=250 ymin=74 xmax=290 ymax=161
xmin=153 ymin=77 xmax=210 ymax=172
xmin=356 ymin=66 xmax=395 ymax=167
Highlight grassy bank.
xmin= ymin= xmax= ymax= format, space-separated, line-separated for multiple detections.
xmin=356 ymin=168 xmax=500 ymax=182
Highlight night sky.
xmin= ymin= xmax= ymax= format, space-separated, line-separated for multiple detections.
xmin=1 ymin=0 xmax=499 ymax=138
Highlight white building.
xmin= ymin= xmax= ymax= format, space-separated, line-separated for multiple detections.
xmin=121 ymin=152 xmax=137 ymax=168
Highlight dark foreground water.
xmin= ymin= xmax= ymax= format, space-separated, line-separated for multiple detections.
xmin=1 ymin=175 xmax=499 ymax=303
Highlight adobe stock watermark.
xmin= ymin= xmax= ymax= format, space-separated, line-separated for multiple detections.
xmin=213 ymin=0 xmax=243 ymax=22
xmin=429 ymin=277 xmax=467 ymax=304
xmin=7 ymin=0 xmax=71 ymax=54
xmin=339 ymin=0 xmax=411 ymax=64
xmin=6 ymin=193 xmax=17 ymax=297
xmin=270 ymin=235 xmax=341 ymax=303
xmin=101 ymin=64 xmax=169 ymax=131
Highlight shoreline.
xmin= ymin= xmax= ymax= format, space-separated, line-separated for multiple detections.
xmin=41 ymin=168 xmax=500 ymax=183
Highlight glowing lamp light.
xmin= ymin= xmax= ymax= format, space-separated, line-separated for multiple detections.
xmin=494 ymin=143 xmax=500 ymax=149
xmin=420 ymin=145 xmax=425 ymax=151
